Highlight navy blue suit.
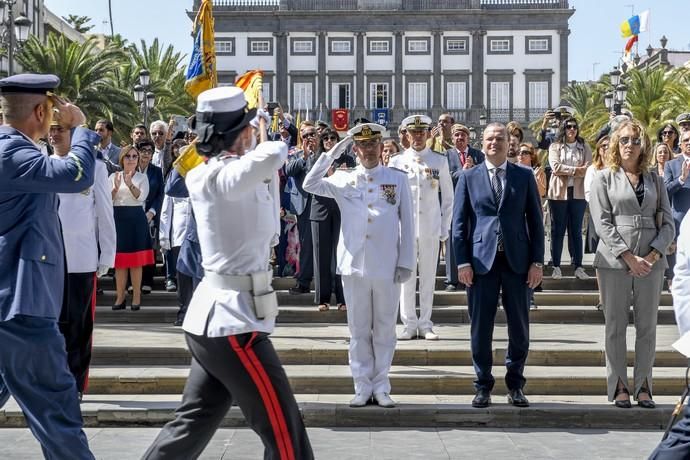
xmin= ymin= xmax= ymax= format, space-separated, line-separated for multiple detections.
xmin=0 ymin=125 xmax=98 ymax=459
xmin=445 ymin=146 xmax=485 ymax=287
xmin=142 ymin=163 xmax=165 ymax=287
xmin=664 ymin=156 xmax=690 ymax=234
xmin=452 ymin=160 xmax=544 ymax=392
xmin=286 ymin=152 xmax=316 ymax=288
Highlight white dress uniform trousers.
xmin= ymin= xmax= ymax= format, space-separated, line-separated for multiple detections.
xmin=388 ymin=147 xmax=453 ymax=333
xmin=303 ymin=150 xmax=415 ymax=396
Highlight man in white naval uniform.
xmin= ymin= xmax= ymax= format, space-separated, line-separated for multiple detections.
xmin=303 ymin=123 xmax=415 ymax=408
xmin=650 ymin=213 xmax=690 ymax=458
xmin=143 ymin=87 xmax=313 ymax=459
xmin=49 ymin=115 xmax=116 ymax=398
xmin=388 ymin=115 xmax=453 ymax=340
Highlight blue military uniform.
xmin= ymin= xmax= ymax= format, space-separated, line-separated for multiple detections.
xmin=0 ymin=74 xmax=98 ymax=459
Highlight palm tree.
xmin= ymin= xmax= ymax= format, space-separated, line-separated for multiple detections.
xmin=17 ymin=33 xmax=138 ymax=141
xmin=623 ymin=67 xmax=678 ymax=138
xmin=124 ymin=39 xmax=195 ymax=124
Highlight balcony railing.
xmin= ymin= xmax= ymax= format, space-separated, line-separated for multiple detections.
xmin=203 ymin=0 xmax=569 ymax=11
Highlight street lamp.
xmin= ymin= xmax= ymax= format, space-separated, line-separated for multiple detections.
xmin=132 ymin=69 xmax=155 ymax=128
xmin=609 ymin=67 xmax=621 ymax=87
xmin=0 ymin=0 xmax=33 ymax=76
xmin=606 ymin=67 xmax=628 ymax=116
xmin=604 ymin=91 xmax=613 ymax=112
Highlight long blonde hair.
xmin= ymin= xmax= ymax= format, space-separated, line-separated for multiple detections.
xmin=606 ymin=120 xmax=651 ymax=173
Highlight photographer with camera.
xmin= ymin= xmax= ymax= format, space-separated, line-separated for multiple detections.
xmin=537 ymin=109 xmax=563 ymax=151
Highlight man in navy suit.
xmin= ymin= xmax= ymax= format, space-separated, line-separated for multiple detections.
xmin=445 ymin=123 xmax=485 ymax=291
xmin=664 ymin=129 xmax=690 ymax=285
xmin=452 ymin=122 xmax=544 ymax=408
xmin=137 ymin=139 xmax=165 ymax=293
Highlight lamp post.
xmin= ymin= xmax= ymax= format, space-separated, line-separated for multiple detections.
xmin=607 ymin=67 xmax=627 ymax=116
xmin=0 ymin=0 xmax=32 ymax=76
xmin=132 ymin=69 xmax=155 ymax=128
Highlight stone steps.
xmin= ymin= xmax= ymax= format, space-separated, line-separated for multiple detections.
xmin=88 ymin=323 xmax=686 ymax=367
xmin=96 ymin=290 xmax=672 ymax=307
xmin=74 ymin=365 xmax=689 ymax=396
xmin=0 ymin=395 xmax=678 ymax=429
xmin=93 ymin=304 xmax=678 ymax=325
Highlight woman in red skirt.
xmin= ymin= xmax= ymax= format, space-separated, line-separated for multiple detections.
xmin=110 ymin=145 xmax=154 ymax=310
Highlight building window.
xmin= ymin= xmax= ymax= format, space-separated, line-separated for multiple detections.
xmin=331 ymin=40 xmax=351 ymax=54
xmin=525 ymin=36 xmax=552 ymax=54
xmin=528 ymin=81 xmax=549 ymax=119
xmin=446 ymin=39 xmax=466 ymax=53
xmin=490 ymin=39 xmax=511 ymax=53
xmin=293 ymin=40 xmax=313 ymax=53
xmin=370 ymin=83 xmax=389 ymax=109
xmin=248 ymin=38 xmax=273 ymax=55
xmin=490 ymin=81 xmax=510 ymax=120
xmin=488 ymin=37 xmax=513 ymax=55
xmin=446 ymin=82 xmax=467 ymax=110
xmin=407 ymin=82 xmax=427 ymax=111
xmin=528 ymin=39 xmax=548 ymax=52
xmin=215 ymin=40 xmax=234 ymax=54
xmin=369 ymin=40 xmax=390 ymax=53
xmin=331 ymin=83 xmax=351 ymax=109
xmin=262 ymin=82 xmax=272 ymax=102
xmin=407 ymin=39 xmax=428 ymax=53
xmin=293 ymin=82 xmax=313 ymax=111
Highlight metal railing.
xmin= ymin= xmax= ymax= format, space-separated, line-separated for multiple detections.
xmin=205 ymin=0 xmax=568 ymax=11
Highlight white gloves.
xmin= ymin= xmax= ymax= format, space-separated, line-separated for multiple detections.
xmin=328 ymin=136 xmax=353 ymax=160
xmin=159 ymin=238 xmax=171 ymax=252
xmin=394 ymin=267 xmax=413 ymax=284
xmin=440 ymin=236 xmax=448 ymax=243
xmin=251 ymin=108 xmax=271 ymax=129
xmin=97 ymin=265 xmax=110 ymax=278
xmin=270 ymin=233 xmax=280 ymax=248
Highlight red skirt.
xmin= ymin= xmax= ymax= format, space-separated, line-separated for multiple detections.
xmin=113 ymin=205 xmax=155 ymax=268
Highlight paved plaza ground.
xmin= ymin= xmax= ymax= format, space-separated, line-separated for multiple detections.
xmin=0 ymin=427 xmax=665 ymax=459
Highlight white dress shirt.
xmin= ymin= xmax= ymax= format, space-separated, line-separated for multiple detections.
xmin=55 ymin=158 xmax=116 ymax=273
xmin=109 ymin=171 xmax=149 ymax=207
xmin=673 ymin=212 xmax=690 ymax=336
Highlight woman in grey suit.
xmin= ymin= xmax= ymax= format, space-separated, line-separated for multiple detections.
xmin=589 ymin=120 xmax=674 ymax=409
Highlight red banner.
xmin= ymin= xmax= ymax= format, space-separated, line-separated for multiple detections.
xmin=332 ymin=109 xmax=349 ymax=131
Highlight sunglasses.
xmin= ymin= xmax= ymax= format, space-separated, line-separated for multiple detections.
xmin=661 ymin=130 xmax=675 ymax=136
xmin=123 ymin=154 xmax=139 ymax=160
xmin=619 ymin=136 xmax=641 ymax=146
xmin=324 ymin=136 xmax=338 ymax=142
xmin=518 ymin=150 xmax=531 ymax=156
xmin=303 ymin=132 xmax=317 ymax=138
xmin=565 ymin=124 xmax=578 ymax=130
xmin=151 ymin=131 xmax=165 ymax=136
xmin=355 ymin=140 xmax=379 ymax=148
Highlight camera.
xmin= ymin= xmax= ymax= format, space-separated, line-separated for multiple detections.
xmin=267 ymin=102 xmax=279 ymax=117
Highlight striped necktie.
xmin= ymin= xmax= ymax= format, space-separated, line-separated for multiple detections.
xmin=491 ymin=168 xmax=504 ymax=250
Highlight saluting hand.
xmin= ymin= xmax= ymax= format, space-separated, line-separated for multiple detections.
xmin=52 ymin=97 xmax=86 ymax=129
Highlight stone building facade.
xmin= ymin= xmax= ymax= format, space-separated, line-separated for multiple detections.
xmin=191 ymin=0 xmax=574 ymax=129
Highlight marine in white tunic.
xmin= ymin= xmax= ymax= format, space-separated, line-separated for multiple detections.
xmin=303 ymin=123 xmax=415 ymax=408
xmin=388 ymin=115 xmax=454 ymax=340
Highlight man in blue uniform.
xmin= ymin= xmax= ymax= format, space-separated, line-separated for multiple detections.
xmin=0 ymin=74 xmax=99 ymax=459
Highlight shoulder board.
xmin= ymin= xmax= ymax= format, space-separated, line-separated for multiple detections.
xmin=387 ymin=166 xmax=406 ymax=174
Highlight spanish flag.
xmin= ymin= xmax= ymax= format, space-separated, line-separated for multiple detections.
xmin=235 ymin=70 xmax=264 ymax=109
xmin=185 ymin=0 xmax=217 ymax=99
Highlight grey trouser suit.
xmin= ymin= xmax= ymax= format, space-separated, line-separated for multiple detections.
xmin=588 ymin=168 xmax=674 ymax=400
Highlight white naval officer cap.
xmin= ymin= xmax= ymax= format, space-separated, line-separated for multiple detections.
xmin=347 ymin=123 xmax=385 ymax=141
xmin=192 ymin=86 xmax=256 ymax=156
xmin=401 ymin=114 xmax=432 ymax=131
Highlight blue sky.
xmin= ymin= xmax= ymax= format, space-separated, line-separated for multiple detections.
xmin=44 ymin=0 xmax=686 ymax=82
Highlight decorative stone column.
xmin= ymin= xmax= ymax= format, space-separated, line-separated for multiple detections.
xmin=470 ymin=29 xmax=486 ymax=125
xmin=353 ymin=31 xmax=366 ymax=119
xmin=317 ymin=31 xmax=327 ymax=115
xmin=273 ymin=31 xmax=289 ymax=109
xmin=558 ymin=28 xmax=570 ymax=105
xmin=431 ymin=30 xmax=443 ymax=119
xmin=392 ymin=30 xmax=405 ymax=125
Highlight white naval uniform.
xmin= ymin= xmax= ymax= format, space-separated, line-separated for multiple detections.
xmin=183 ymin=141 xmax=284 ymax=338
xmin=387 ymin=147 xmax=453 ymax=332
xmin=673 ymin=213 xmax=690 ymax=338
xmin=54 ymin=157 xmax=116 ymax=273
xmin=303 ymin=150 xmax=415 ymax=396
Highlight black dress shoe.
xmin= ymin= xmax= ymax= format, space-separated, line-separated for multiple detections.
xmin=637 ymin=399 xmax=655 ymax=409
xmin=173 ymin=318 xmax=184 ymax=327
xmin=130 ymin=304 xmax=140 ymax=311
xmin=289 ymin=285 xmax=310 ymax=295
xmin=112 ymin=300 xmax=126 ymax=311
xmin=507 ymin=388 xmax=530 ymax=407
xmin=472 ymin=389 xmax=491 ymax=408
xmin=614 ymin=387 xmax=632 ymax=408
